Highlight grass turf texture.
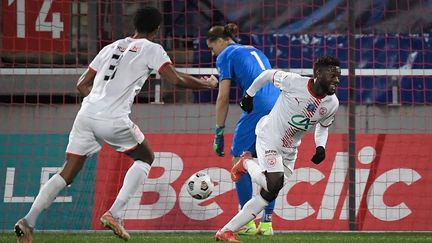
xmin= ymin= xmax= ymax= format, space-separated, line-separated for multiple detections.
xmin=1 ymin=232 xmax=432 ymax=243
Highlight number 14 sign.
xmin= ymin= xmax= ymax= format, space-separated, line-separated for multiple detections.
xmin=3 ymin=0 xmax=70 ymax=52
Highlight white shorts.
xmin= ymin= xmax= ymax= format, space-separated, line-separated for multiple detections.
xmin=256 ymin=136 xmax=298 ymax=177
xmin=66 ymin=114 xmax=145 ymax=156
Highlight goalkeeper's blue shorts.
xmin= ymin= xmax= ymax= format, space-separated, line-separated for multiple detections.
xmin=231 ymin=110 xmax=270 ymax=158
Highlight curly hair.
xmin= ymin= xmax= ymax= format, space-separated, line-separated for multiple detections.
xmin=133 ymin=7 xmax=162 ymax=34
xmin=314 ymin=56 xmax=341 ymax=70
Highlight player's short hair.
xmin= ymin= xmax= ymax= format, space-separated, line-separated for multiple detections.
xmin=133 ymin=7 xmax=162 ymax=34
xmin=207 ymin=23 xmax=239 ymax=42
xmin=314 ymin=56 xmax=341 ymax=71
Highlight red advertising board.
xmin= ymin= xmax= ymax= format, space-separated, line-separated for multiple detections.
xmin=2 ymin=0 xmax=70 ymax=52
xmin=92 ymin=134 xmax=432 ymax=231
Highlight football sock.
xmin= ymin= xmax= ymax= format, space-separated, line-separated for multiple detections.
xmin=24 ymin=174 xmax=67 ymax=228
xmin=244 ymin=159 xmax=268 ymax=191
xmin=110 ymin=160 xmax=150 ymax=219
xmin=262 ymin=200 xmax=275 ymax=222
xmin=235 ymin=173 xmax=253 ymax=208
xmin=222 ymin=194 xmax=269 ymax=232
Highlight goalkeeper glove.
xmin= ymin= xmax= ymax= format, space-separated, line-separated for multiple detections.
xmin=213 ymin=126 xmax=225 ymax=157
xmin=311 ymin=146 xmax=326 ymax=164
xmin=239 ymin=92 xmax=254 ymax=113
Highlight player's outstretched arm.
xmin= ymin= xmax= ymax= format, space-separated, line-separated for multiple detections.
xmin=77 ymin=68 xmax=96 ymax=97
xmin=159 ymin=64 xmax=217 ymax=89
xmin=240 ymin=69 xmax=278 ymax=113
xmin=246 ymin=69 xmax=278 ymax=96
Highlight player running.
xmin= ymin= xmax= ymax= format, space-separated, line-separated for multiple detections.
xmin=14 ymin=7 xmax=217 ymax=243
xmin=206 ymin=23 xmax=280 ymax=235
xmin=215 ymin=56 xmax=341 ymax=242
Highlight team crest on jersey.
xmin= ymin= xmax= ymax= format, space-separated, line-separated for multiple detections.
xmin=264 ymin=150 xmax=277 ymax=167
xmin=306 ymin=103 xmax=316 ymax=112
xmin=319 ymin=107 xmax=328 ymax=116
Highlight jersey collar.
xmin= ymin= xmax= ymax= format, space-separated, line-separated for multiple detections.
xmin=217 ymin=43 xmax=238 ymax=58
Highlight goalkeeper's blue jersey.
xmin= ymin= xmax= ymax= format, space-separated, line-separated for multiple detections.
xmin=216 ymin=43 xmax=280 ymax=157
xmin=216 ymin=43 xmax=280 ymax=113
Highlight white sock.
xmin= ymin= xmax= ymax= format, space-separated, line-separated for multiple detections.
xmin=110 ymin=160 xmax=150 ymax=219
xmin=244 ymin=159 xmax=268 ymax=191
xmin=24 ymin=174 xmax=67 ymax=227
xmin=222 ymin=194 xmax=269 ymax=232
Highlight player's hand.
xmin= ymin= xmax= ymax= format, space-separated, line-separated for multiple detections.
xmin=239 ymin=92 xmax=254 ymax=113
xmin=202 ymin=75 xmax=218 ymax=89
xmin=311 ymin=146 xmax=325 ymax=164
xmin=213 ymin=126 xmax=225 ymax=157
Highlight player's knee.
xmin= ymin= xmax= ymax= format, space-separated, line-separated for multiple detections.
xmin=260 ymin=188 xmax=278 ymax=202
xmin=138 ymin=152 xmax=154 ymax=166
xmin=265 ymin=172 xmax=284 ymax=194
xmin=125 ymin=144 xmax=154 ymax=165
xmin=144 ymin=151 xmax=155 ymax=165
xmin=260 ymin=172 xmax=284 ymax=202
xmin=148 ymin=152 xmax=155 ymax=165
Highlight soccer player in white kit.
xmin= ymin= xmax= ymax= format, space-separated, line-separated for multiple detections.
xmin=215 ymin=56 xmax=340 ymax=242
xmin=14 ymin=7 xmax=217 ymax=243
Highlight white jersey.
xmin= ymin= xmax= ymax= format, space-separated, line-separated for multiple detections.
xmin=79 ymin=37 xmax=171 ymax=118
xmin=256 ymin=71 xmax=339 ymax=148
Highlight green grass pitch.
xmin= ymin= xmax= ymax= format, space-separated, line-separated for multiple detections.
xmin=1 ymin=232 xmax=432 ymax=243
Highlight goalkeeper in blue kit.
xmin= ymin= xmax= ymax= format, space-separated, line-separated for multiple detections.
xmin=206 ymin=23 xmax=280 ymax=235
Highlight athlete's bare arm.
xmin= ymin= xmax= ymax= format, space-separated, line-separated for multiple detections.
xmin=77 ymin=68 xmax=96 ymax=97
xmin=159 ymin=64 xmax=217 ymax=89
xmin=216 ymin=79 xmax=231 ymax=127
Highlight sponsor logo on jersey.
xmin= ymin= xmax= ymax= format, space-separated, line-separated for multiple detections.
xmin=129 ymin=46 xmax=141 ymax=52
xmin=265 ymin=150 xmax=277 ymax=154
xmin=288 ymin=114 xmax=316 ymax=131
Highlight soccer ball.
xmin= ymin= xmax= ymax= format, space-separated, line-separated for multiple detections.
xmin=186 ymin=172 xmax=214 ymax=200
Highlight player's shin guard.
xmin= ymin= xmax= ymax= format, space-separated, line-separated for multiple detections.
xmin=222 ymin=194 xmax=269 ymax=233
xmin=24 ymin=174 xmax=66 ymax=227
xmin=244 ymin=159 xmax=268 ymax=191
xmin=261 ymin=173 xmax=289 ymax=223
xmin=235 ymin=173 xmax=253 ymax=208
xmin=110 ymin=160 xmax=150 ymax=219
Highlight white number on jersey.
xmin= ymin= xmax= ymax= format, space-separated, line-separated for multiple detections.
xmin=104 ymin=52 xmax=123 ymax=81
xmin=250 ymin=51 xmax=266 ymax=71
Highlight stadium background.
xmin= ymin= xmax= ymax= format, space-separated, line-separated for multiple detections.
xmin=0 ymin=0 xmax=431 ymax=232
